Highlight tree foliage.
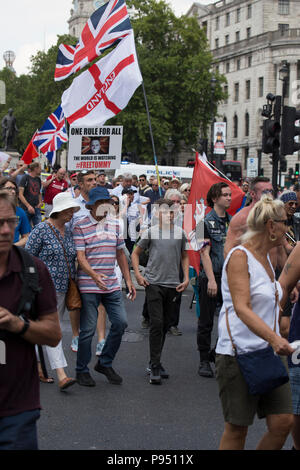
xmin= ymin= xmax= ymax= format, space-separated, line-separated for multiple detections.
xmin=0 ymin=0 xmax=226 ymax=163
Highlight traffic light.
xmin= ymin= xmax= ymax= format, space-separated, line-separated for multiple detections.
xmin=262 ymin=119 xmax=281 ymax=154
xmin=289 ymin=167 xmax=294 ymax=177
xmin=281 ymin=106 xmax=300 ymax=156
xmin=295 ymin=163 xmax=299 ymax=177
xmin=280 ymin=157 xmax=287 ymax=173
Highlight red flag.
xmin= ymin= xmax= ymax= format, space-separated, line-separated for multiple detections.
xmin=183 ymin=153 xmax=244 ymax=273
xmin=21 ymin=133 xmax=39 ymax=164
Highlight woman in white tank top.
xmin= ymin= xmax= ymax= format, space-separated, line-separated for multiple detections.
xmin=216 ymin=195 xmax=294 ymax=450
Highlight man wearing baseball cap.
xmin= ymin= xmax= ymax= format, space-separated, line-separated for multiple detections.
xmin=73 ymin=186 xmax=136 ymax=387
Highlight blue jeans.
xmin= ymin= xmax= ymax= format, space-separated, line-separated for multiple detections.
xmin=0 ymin=409 xmax=40 ymax=450
xmin=76 ymin=290 xmax=128 ymax=373
xmin=25 ymin=208 xmax=41 ymax=227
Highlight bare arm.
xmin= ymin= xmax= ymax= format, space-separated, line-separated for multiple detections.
xmin=77 ymin=250 xmax=108 ymax=290
xmin=131 ymin=245 xmax=149 ymax=288
xmin=224 ymin=213 xmax=246 ymax=259
xmin=18 ymin=186 xmax=33 ymax=213
xmin=279 ymin=242 xmax=300 ymax=312
xmin=116 ymin=249 xmax=136 ymax=300
xmin=42 ymin=175 xmax=55 ymax=189
xmin=0 ymin=309 xmax=61 ymax=347
xmin=227 ymin=250 xmax=294 ymax=355
xmin=14 ymin=233 xmax=29 ymax=248
xmin=176 ymin=250 xmax=190 ymax=292
xmin=10 ymin=163 xmax=28 ymax=179
xmin=201 ymin=243 xmax=217 ymax=297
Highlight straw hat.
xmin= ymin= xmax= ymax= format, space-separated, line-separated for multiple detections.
xmin=49 ymin=192 xmax=81 ymax=217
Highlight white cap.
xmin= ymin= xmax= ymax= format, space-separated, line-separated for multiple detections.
xmin=49 ymin=192 xmax=81 ymax=217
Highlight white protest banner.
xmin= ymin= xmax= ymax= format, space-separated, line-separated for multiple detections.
xmin=68 ymin=125 xmax=123 ymax=171
xmin=213 ymin=122 xmax=226 ymax=155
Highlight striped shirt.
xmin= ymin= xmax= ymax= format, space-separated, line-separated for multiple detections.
xmin=73 ymin=213 xmax=125 ymax=294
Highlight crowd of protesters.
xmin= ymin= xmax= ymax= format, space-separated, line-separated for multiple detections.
xmin=2 ymin=157 xmax=300 ymax=450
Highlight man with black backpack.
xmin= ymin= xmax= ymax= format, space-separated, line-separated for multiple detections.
xmin=0 ymin=191 xmax=61 ymax=450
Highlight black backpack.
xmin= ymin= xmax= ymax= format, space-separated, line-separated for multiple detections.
xmin=14 ymin=247 xmax=49 ymax=378
xmin=14 ymin=246 xmax=41 ymax=319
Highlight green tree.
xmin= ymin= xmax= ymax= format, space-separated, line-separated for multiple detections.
xmin=0 ymin=1 xmax=226 ymax=164
xmin=111 ymin=0 xmax=226 ymax=161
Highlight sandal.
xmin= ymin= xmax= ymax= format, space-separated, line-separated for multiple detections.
xmin=59 ymin=377 xmax=77 ymax=391
xmin=39 ymin=375 xmax=54 ymax=384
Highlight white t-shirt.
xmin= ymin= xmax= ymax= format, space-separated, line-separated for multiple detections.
xmin=216 ymin=245 xmax=282 ymax=356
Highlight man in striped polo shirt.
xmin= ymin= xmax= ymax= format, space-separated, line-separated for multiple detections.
xmin=73 ymin=186 xmax=136 ymax=387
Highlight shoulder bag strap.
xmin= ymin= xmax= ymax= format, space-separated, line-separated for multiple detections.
xmin=46 ymin=222 xmax=72 ymax=279
xmin=225 ymin=308 xmax=237 ymax=354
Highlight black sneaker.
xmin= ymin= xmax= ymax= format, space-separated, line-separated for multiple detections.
xmin=76 ymin=372 xmax=96 ymax=387
xmin=146 ymin=364 xmax=169 ymax=379
xmin=94 ymin=362 xmax=122 ymax=384
xmin=149 ymin=366 xmax=162 ymax=385
xmin=198 ymin=361 xmax=214 ymax=378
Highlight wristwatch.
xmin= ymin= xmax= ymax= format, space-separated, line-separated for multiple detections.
xmin=17 ymin=314 xmax=30 ymax=336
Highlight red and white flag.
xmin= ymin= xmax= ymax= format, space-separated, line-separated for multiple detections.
xmin=61 ymin=33 xmax=142 ymax=126
xmin=183 ymin=153 xmax=244 ymax=273
xmin=21 ymin=132 xmax=39 ymax=165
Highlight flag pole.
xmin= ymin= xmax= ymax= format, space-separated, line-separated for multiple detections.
xmin=141 ymin=81 xmax=162 ymax=196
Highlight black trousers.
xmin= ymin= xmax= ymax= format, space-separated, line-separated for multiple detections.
xmin=197 ymin=275 xmax=222 ymax=361
xmin=146 ymin=284 xmax=178 ymax=366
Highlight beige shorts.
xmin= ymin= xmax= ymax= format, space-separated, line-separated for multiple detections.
xmin=215 ymin=353 xmax=292 ymax=427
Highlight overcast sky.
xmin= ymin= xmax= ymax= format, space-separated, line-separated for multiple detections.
xmin=1 ymin=0 xmax=215 ymax=76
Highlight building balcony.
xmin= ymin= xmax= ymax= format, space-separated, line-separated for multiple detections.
xmin=212 ymin=28 xmax=300 ymax=60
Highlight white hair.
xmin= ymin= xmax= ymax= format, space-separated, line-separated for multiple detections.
xmin=165 ymin=189 xmax=182 ymax=200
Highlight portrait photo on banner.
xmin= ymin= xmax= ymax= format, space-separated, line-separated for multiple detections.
xmin=81 ymin=136 xmax=110 ymax=155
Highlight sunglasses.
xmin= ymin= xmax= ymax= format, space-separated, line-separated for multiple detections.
xmin=111 ymin=201 xmax=119 ymax=206
xmin=262 ymin=189 xmax=274 ymax=195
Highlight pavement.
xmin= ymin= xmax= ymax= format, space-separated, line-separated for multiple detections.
xmin=37 ymin=289 xmax=293 ymax=451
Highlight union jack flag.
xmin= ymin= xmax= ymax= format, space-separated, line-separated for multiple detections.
xmin=54 ymin=0 xmax=132 ymax=82
xmin=33 ymin=105 xmax=68 ymax=164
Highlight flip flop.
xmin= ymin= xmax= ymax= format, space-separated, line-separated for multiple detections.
xmin=39 ymin=375 xmax=54 ymax=384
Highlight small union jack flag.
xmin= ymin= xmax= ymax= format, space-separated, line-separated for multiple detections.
xmin=33 ymin=105 xmax=68 ymax=164
xmin=54 ymin=0 xmax=132 ymax=81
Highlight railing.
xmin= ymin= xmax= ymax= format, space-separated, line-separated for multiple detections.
xmin=212 ymin=28 xmax=300 ymax=58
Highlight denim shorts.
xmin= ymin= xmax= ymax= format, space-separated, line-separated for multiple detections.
xmin=215 ymin=354 xmax=292 ymax=426
xmin=289 ymin=368 xmax=300 ymax=415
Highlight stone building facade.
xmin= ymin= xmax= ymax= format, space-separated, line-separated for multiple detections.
xmin=186 ymin=0 xmax=300 ymax=180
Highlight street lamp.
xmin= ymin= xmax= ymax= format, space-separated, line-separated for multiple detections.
xmin=279 ymin=61 xmax=289 ymax=103
xmin=166 ymin=137 xmax=174 ymax=166
xmin=210 ymin=75 xmax=217 ymax=162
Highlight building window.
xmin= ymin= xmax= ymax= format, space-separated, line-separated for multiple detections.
xmin=202 ymin=21 xmax=208 ymax=35
xmin=236 ymin=31 xmax=240 ymax=42
xmin=247 ymin=27 xmax=251 ymax=39
xmin=246 ymin=80 xmax=251 ymax=100
xmin=236 ymin=8 xmax=241 ymax=23
xmin=247 ymin=4 xmax=252 ymax=19
xmin=248 ymin=55 xmax=252 ymax=67
xmin=237 ymin=59 xmax=241 ymax=70
xmin=224 ymin=85 xmax=228 ymax=103
xmin=215 ymin=16 xmax=220 ymax=30
xmin=245 ymin=112 xmax=250 ymax=136
xmin=226 ymin=12 xmax=230 ymax=27
xmin=233 ymin=115 xmax=238 ymax=138
xmin=244 ymin=148 xmax=249 ymax=169
xmin=216 ymin=65 xmax=219 ymax=74
xmin=278 ymin=0 xmax=290 ymax=15
xmin=233 ymin=149 xmax=238 ymax=160
xmin=234 ymin=83 xmax=239 ymax=102
xmin=226 ymin=61 xmax=230 ymax=73
xmin=225 ymin=34 xmax=230 ymax=45
xmin=278 ymin=23 xmax=289 ymax=34
xmin=215 ymin=38 xmax=219 ymax=49
xmin=258 ymin=77 xmax=264 ymax=97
